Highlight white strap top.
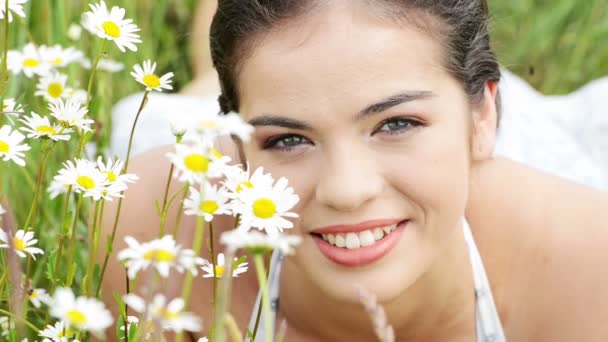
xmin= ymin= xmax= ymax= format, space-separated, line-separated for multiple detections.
xmin=246 ymin=219 xmax=507 ymax=341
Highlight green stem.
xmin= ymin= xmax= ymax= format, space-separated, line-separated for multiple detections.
xmin=158 ymin=163 xmax=176 ymax=236
xmin=0 ymin=308 xmax=39 ymax=333
xmin=210 ymin=221 xmax=217 ymax=302
xmin=181 ymin=216 xmax=205 ymax=303
xmin=172 ymin=184 xmax=190 ymax=239
xmin=85 ymin=39 xmax=107 ymax=109
xmin=212 ymin=248 xmax=236 ymax=342
xmin=22 ymin=142 xmax=54 ymax=232
xmin=91 ymin=200 xmax=105 ymax=297
xmin=65 ymin=194 xmax=83 ymax=287
xmin=253 ymin=254 xmax=273 ymax=342
xmin=0 ymin=0 xmax=10 ymax=103
xmin=251 ymin=252 xmax=272 ymax=340
xmin=85 ymin=200 xmax=101 ymax=295
xmin=96 ymin=90 xmax=150 ymax=297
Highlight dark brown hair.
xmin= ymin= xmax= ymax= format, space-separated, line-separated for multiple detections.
xmin=210 ymin=0 xmax=501 ymax=117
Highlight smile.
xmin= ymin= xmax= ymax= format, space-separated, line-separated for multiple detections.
xmin=311 ymin=219 xmax=408 ymax=267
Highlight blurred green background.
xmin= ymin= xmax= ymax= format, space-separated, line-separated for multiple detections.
xmin=5 ymin=0 xmax=608 ymax=101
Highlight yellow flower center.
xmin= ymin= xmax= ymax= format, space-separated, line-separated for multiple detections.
xmin=51 ymin=57 xmax=63 ymax=65
xmin=199 ymin=120 xmax=218 ymax=128
xmin=102 ymin=21 xmax=121 ymax=38
xmin=0 ymin=140 xmax=9 ymax=153
xmin=67 ymin=310 xmax=88 ymax=326
xmin=13 ymin=237 xmax=25 ymax=251
xmin=143 ymin=74 xmax=161 ymax=88
xmin=103 ymin=171 xmax=117 ymax=182
xmin=156 ymin=308 xmax=180 ymax=320
xmin=23 ymin=58 xmax=39 ymax=68
xmin=183 ymin=154 xmax=209 ymax=173
xmin=36 ymin=125 xmax=57 ymax=135
xmin=214 ymin=265 xmax=226 ymax=277
xmin=236 ymin=181 xmax=253 ymax=193
xmin=47 ymin=82 xmax=64 ymax=98
xmin=29 ymin=291 xmax=38 ymax=299
xmin=211 ymin=148 xmax=223 ymax=159
xmin=200 ymin=200 xmax=218 ymax=214
xmin=143 ymin=249 xmax=176 ymax=262
xmin=76 ymin=175 xmax=96 ymax=190
xmin=252 ymin=198 xmax=276 ymax=219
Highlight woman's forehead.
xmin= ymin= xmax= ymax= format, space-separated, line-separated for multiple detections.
xmin=237 ymin=3 xmax=450 ymax=119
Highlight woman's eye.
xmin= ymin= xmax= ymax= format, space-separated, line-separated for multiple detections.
xmin=375 ymin=117 xmax=422 ymax=135
xmin=263 ymin=134 xmax=311 ymax=151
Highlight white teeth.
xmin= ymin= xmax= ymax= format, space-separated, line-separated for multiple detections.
xmin=359 ymin=230 xmax=375 ymax=247
xmin=382 ymin=224 xmax=397 ymax=234
xmin=335 ymin=234 xmax=346 ymax=248
xmin=373 ymin=228 xmax=384 ymax=241
xmin=319 ymin=223 xmax=399 ymax=249
xmin=345 ymin=233 xmax=360 ymax=249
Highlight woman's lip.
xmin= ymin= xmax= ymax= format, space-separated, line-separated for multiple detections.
xmin=311 ymin=218 xmax=406 ymax=235
xmin=312 ymin=220 xmax=408 ymax=267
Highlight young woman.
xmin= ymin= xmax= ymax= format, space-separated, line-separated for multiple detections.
xmin=101 ymin=0 xmax=608 ymax=340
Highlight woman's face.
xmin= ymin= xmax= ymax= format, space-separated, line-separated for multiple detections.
xmin=237 ymin=3 xmax=496 ymax=303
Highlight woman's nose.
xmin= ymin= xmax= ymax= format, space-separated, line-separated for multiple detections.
xmin=314 ymin=144 xmax=384 ymax=212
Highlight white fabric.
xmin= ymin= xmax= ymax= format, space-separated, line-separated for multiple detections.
xmin=109 ymin=69 xmax=608 ymax=190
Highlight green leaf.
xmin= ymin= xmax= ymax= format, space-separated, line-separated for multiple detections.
xmin=45 ymin=251 xmax=57 ymax=283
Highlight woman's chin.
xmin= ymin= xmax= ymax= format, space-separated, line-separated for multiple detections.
xmin=294 ymin=230 xmax=432 ymax=304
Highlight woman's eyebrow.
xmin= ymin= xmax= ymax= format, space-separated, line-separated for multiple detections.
xmin=247 ymin=90 xmax=435 ymax=129
xmin=248 ymin=115 xmax=312 ymax=130
xmin=358 ymin=90 xmax=436 ymax=118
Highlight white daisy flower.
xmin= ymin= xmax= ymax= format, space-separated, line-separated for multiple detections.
xmin=19 ymin=112 xmax=72 ymax=141
xmin=67 ymin=23 xmax=82 ymax=41
xmin=183 ymin=183 xmax=231 ymax=222
xmin=47 ymin=178 xmax=70 ymax=199
xmin=67 ymin=89 xmax=87 ymax=103
xmin=0 ymin=203 xmax=5 ymax=216
xmin=39 ymin=320 xmax=78 ymax=342
xmin=231 ymin=167 xmax=299 ymax=236
xmin=39 ymin=45 xmax=85 ymax=68
xmin=198 ymin=338 xmax=209 ymax=342
xmin=117 ymin=235 xmax=204 ymax=279
xmin=2 ymin=98 xmax=24 ymax=117
xmin=130 ymin=60 xmax=174 ymax=92
xmin=123 ymin=293 xmax=202 ymax=333
xmin=0 ymin=316 xmax=14 ymax=337
xmin=167 ymin=114 xmax=193 ymax=138
xmin=82 ymin=1 xmax=141 ymax=52
xmin=167 ymin=143 xmax=224 ymax=184
xmin=0 ymin=0 xmax=27 ymax=23
xmin=0 ymin=124 xmax=30 ymax=166
xmin=0 ymin=228 xmax=44 ymax=259
xmin=98 ymin=58 xmax=125 ymax=72
xmin=48 ymin=288 xmax=113 ymax=334
xmin=201 ymin=253 xmax=248 ymax=278
xmin=7 ymin=43 xmax=50 ymax=78
xmin=82 ymin=57 xmax=124 ymax=73
xmin=218 ymin=112 xmax=254 ymax=143
xmin=35 ymin=72 xmax=71 ymax=102
xmin=222 ymin=165 xmax=273 ymax=200
xmin=51 ymin=158 xmax=110 ymax=201
xmin=28 ymin=287 xmax=51 ymax=308
xmin=48 ymin=97 xmax=93 ymax=132
xmin=96 ymin=156 xmax=138 ymax=194
xmin=118 ymin=315 xmax=140 ymax=337
xmin=221 ymin=229 xmax=302 ymax=255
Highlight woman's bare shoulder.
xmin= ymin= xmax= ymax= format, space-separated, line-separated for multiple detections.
xmin=467 ymin=157 xmax=608 ymax=340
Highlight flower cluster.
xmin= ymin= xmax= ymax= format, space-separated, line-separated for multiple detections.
xmin=117 ymin=235 xmax=204 ymax=279
xmin=49 ymin=157 xmax=137 ymax=201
